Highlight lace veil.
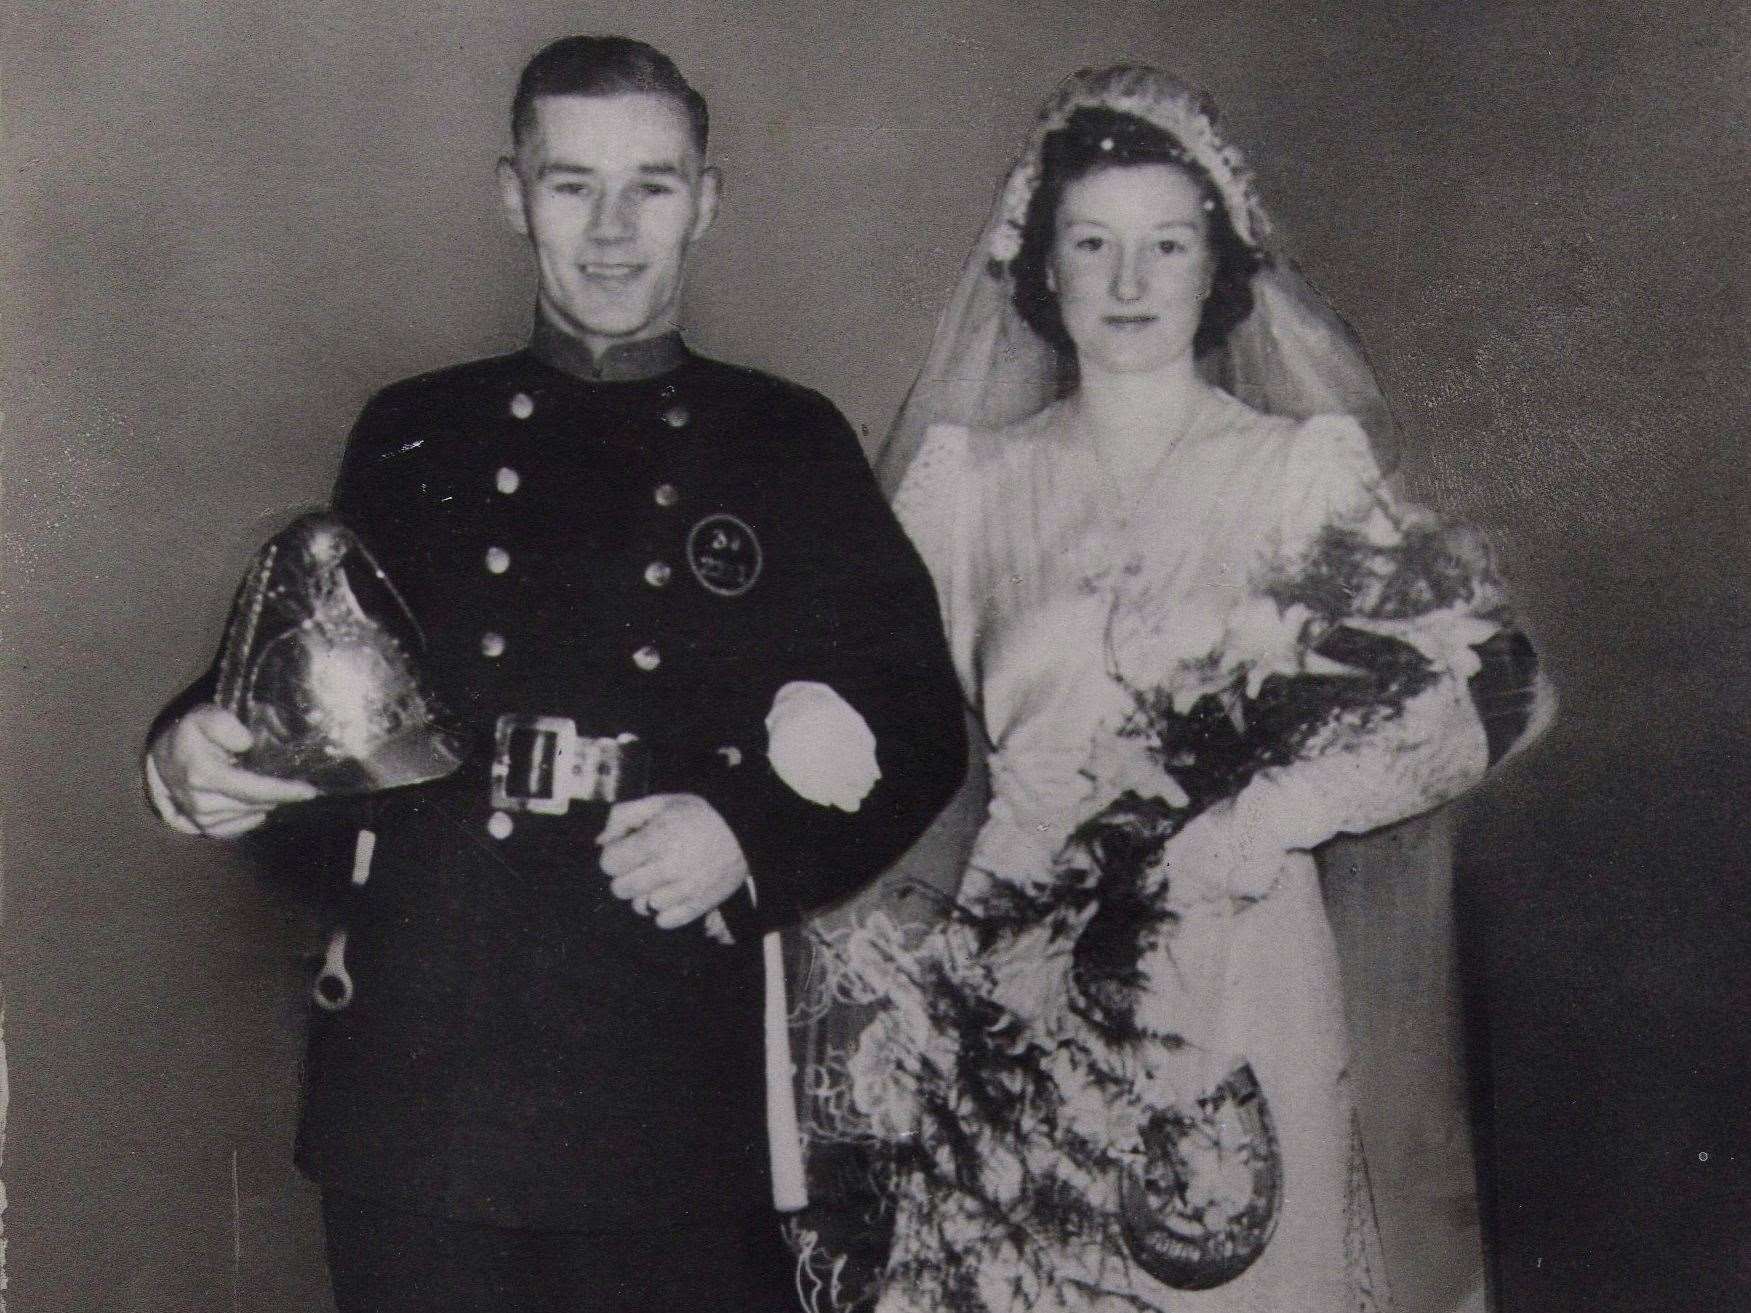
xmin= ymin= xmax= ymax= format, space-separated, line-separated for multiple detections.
xmin=874 ymin=64 xmax=1396 ymax=495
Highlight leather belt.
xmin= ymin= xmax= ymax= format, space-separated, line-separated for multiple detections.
xmin=490 ymin=713 xmax=651 ymax=813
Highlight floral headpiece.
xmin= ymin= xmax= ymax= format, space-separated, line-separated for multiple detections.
xmin=988 ymin=65 xmax=1269 ymax=265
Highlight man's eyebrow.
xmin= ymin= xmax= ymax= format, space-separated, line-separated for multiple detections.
xmin=536 ymin=162 xmax=595 ymax=180
xmin=535 ymin=160 xmax=687 ymax=180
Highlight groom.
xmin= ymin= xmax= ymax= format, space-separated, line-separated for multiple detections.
xmin=145 ymin=35 xmax=965 ymax=1312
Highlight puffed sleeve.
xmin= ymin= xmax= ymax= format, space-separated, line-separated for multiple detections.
xmin=1275 ymin=413 xmax=1396 ymax=551
xmin=1176 ymin=415 xmax=1555 ymax=869
xmin=707 ymin=398 xmax=968 ymax=941
xmin=891 ymin=422 xmax=977 ymax=699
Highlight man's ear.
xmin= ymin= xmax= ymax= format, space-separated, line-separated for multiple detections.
xmin=690 ymin=165 xmax=722 ymax=245
xmin=497 ymin=156 xmax=531 ymax=238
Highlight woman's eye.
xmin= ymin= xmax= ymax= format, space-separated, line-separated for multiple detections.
xmin=1157 ymin=238 xmax=1185 ymax=255
xmin=552 ymin=182 xmax=589 ymax=197
xmin=1073 ymin=236 xmax=1105 ymax=253
xmin=639 ymin=182 xmax=676 ymax=198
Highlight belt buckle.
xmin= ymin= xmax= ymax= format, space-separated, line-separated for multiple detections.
xmin=491 ymin=714 xmax=647 ymax=814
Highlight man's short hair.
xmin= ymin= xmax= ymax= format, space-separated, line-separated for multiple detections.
xmin=512 ymin=36 xmax=709 ymax=154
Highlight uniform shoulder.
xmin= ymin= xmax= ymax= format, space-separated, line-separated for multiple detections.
xmin=342 ymin=351 xmax=535 ymax=463
xmin=689 ymin=356 xmax=851 ymax=430
xmin=362 ymin=351 xmax=531 ymax=413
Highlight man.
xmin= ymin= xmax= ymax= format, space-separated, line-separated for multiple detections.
xmin=146 ymin=35 xmax=965 ymax=1312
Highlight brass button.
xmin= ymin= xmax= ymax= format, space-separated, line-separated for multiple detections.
xmin=716 ymin=745 xmax=744 ymax=768
xmin=485 ymin=547 xmax=510 ymax=574
xmin=496 ymin=466 xmax=521 ymax=495
xmin=653 ymin=483 xmax=680 ymax=508
xmin=481 ymin=631 xmax=507 ymax=658
xmin=509 ymin=392 xmax=535 ymax=420
xmin=643 ymin=561 xmax=672 ymax=588
xmin=662 ymin=404 xmax=690 ymax=430
xmin=632 ymin=644 xmax=662 ymax=672
xmin=487 ymin=811 xmax=514 ymax=840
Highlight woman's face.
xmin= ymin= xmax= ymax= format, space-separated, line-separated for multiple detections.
xmin=1048 ymin=163 xmax=1214 ymax=375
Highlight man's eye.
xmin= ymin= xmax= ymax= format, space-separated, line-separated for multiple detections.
xmin=1157 ymin=239 xmax=1184 ymax=255
xmin=639 ymin=182 xmax=676 ymax=197
xmin=1073 ymin=236 xmax=1105 ymax=252
xmin=552 ymin=182 xmax=589 ymax=197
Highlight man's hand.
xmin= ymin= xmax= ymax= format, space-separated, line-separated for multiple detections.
xmin=147 ymin=702 xmax=318 ymax=837
xmin=597 ymin=794 xmax=751 ymax=930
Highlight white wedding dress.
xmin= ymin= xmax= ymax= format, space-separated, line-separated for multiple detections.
xmin=799 ymin=394 xmax=1548 ymax=1313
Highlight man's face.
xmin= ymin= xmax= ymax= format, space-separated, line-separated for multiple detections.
xmin=499 ymin=92 xmax=718 ymax=351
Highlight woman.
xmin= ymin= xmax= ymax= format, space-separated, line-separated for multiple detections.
xmin=789 ymin=67 xmax=1551 ymax=1313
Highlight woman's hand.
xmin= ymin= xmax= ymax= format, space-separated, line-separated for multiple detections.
xmin=1158 ymin=800 xmax=1288 ymax=902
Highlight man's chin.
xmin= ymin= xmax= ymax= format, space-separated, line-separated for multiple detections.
xmin=547 ymin=302 xmax=669 ymax=346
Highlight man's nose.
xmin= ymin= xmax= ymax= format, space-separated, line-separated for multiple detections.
xmin=1111 ymin=249 xmax=1147 ymax=302
xmin=588 ymin=190 xmax=634 ymax=242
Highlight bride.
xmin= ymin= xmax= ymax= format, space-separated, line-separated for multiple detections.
xmin=788 ymin=66 xmax=1552 ymax=1313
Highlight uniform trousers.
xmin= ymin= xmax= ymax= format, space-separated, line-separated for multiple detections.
xmin=322 ymin=1190 xmax=795 ymax=1312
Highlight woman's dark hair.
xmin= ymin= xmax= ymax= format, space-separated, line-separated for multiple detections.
xmin=1010 ymin=106 xmax=1262 ymax=362
xmin=512 ymin=36 xmax=709 ymax=154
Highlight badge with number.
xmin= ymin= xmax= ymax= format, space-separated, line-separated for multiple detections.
xmin=687 ymin=513 xmax=763 ymax=597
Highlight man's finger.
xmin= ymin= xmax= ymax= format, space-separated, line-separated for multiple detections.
xmin=654 ymin=901 xmax=703 ymax=930
xmin=192 ymin=706 xmax=255 ymax=754
xmin=191 ymin=761 xmax=319 ymax=807
xmin=599 ymin=825 xmax=665 ymax=879
xmin=608 ymin=860 xmax=675 ymax=900
xmin=200 ymin=812 xmax=269 ymax=838
xmin=184 ymin=791 xmax=274 ymax=824
xmin=598 ymin=795 xmax=668 ymax=846
xmin=644 ymin=879 xmax=696 ymax=913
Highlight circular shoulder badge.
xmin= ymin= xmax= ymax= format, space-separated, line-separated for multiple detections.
xmin=686 ymin=513 xmax=763 ymax=597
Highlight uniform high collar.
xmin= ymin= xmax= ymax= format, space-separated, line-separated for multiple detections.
xmin=530 ymin=316 xmax=689 ymax=384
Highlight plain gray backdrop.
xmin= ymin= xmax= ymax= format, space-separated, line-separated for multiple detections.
xmin=2 ymin=1 xmax=1746 ymax=1310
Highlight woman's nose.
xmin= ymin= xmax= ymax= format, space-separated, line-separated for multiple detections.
xmin=1110 ymin=249 xmax=1147 ymax=302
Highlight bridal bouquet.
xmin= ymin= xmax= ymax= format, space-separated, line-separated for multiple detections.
xmin=792 ymin=479 xmax=1525 ymax=1313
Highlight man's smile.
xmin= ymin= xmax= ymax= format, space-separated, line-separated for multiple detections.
xmin=580 ymin=262 xmax=646 ymax=281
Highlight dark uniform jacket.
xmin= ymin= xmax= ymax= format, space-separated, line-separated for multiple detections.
xmin=161 ymin=325 xmax=966 ymax=1231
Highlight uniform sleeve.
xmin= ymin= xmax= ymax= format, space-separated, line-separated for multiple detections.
xmin=706 ymin=398 xmax=968 ymax=940
xmin=329 ymin=382 xmax=415 ymax=525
